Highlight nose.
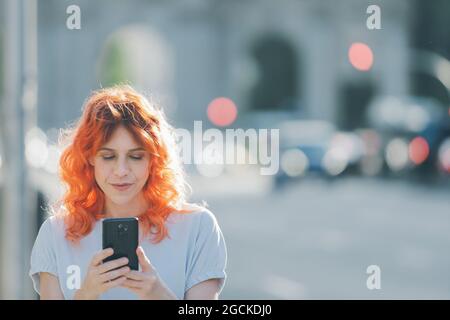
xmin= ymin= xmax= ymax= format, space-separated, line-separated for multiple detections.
xmin=113 ymin=158 xmax=130 ymax=177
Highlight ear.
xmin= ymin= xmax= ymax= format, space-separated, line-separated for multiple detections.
xmin=88 ymin=156 xmax=95 ymax=166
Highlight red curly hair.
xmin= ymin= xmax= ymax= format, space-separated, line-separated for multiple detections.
xmin=52 ymin=85 xmax=200 ymax=243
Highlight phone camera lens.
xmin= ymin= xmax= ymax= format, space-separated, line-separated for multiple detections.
xmin=123 ymin=225 xmax=128 ymax=231
xmin=118 ymin=223 xmax=123 ymax=229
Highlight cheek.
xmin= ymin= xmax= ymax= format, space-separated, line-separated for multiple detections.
xmin=93 ymin=162 xmax=112 ymax=183
xmin=132 ymin=162 xmax=150 ymax=181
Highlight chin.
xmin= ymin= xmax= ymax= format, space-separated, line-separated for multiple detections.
xmin=107 ymin=194 xmax=137 ymax=206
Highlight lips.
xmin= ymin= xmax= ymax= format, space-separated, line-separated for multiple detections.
xmin=111 ymin=183 xmax=133 ymax=191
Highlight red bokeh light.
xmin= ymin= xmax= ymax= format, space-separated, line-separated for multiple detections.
xmin=408 ymin=136 xmax=429 ymax=165
xmin=348 ymin=42 xmax=374 ymax=71
xmin=207 ymin=97 xmax=238 ymax=127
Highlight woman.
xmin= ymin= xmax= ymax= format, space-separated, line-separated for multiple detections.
xmin=29 ymin=85 xmax=227 ymax=300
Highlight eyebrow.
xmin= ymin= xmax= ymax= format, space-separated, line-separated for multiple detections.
xmin=98 ymin=147 xmax=146 ymax=152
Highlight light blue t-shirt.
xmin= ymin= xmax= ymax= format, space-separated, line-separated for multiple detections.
xmin=29 ymin=208 xmax=227 ymax=300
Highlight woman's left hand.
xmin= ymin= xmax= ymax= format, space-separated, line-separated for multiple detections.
xmin=121 ymin=246 xmax=178 ymax=300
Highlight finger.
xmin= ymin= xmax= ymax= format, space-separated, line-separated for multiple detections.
xmin=91 ymin=248 xmax=114 ymax=267
xmin=100 ymin=266 xmax=130 ymax=283
xmin=104 ymin=275 xmax=127 ymax=290
xmin=136 ymin=246 xmax=152 ymax=273
xmin=121 ymin=285 xmax=139 ymax=295
xmin=121 ymin=283 xmax=140 ymax=296
xmin=97 ymin=257 xmax=129 ymax=274
xmin=122 ymin=279 xmax=143 ymax=290
xmin=125 ymin=270 xmax=145 ymax=281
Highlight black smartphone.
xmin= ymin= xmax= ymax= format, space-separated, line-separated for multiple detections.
xmin=102 ymin=217 xmax=139 ymax=270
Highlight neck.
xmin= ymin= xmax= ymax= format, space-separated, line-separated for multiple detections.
xmin=103 ymin=194 xmax=148 ymax=219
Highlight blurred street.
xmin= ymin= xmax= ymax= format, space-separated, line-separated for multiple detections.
xmin=190 ymin=175 xmax=450 ymax=299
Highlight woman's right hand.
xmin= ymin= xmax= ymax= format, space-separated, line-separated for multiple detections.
xmin=74 ymin=248 xmax=130 ymax=300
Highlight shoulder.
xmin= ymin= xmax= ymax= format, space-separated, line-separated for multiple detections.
xmin=165 ymin=205 xmax=224 ymax=241
xmin=168 ymin=205 xmax=219 ymax=228
xmin=31 ymin=215 xmax=65 ymax=255
xmin=37 ymin=210 xmax=67 ymax=239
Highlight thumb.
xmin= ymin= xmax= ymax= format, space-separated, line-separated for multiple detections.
xmin=136 ymin=246 xmax=152 ymax=273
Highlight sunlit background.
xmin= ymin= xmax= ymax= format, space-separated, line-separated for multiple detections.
xmin=0 ymin=0 xmax=449 ymax=299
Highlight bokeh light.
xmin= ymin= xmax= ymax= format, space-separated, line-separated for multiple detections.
xmin=322 ymin=147 xmax=348 ymax=176
xmin=348 ymin=42 xmax=374 ymax=71
xmin=408 ymin=136 xmax=429 ymax=165
xmin=385 ymin=138 xmax=409 ymax=171
xmin=25 ymin=127 xmax=48 ymax=168
xmin=43 ymin=145 xmax=62 ymax=174
xmin=207 ymin=97 xmax=238 ymax=127
xmin=281 ymin=149 xmax=309 ymax=177
xmin=195 ymin=148 xmax=225 ymax=178
xmin=330 ymin=132 xmax=364 ymax=163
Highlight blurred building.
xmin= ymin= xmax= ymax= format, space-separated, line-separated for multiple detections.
xmin=37 ymin=0 xmax=411 ymax=132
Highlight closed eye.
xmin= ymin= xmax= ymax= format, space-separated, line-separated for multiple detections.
xmin=102 ymin=155 xmax=143 ymax=160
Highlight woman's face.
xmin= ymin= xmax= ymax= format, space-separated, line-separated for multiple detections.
xmin=90 ymin=125 xmax=150 ymax=207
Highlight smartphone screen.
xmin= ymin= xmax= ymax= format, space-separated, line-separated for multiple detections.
xmin=102 ymin=217 xmax=139 ymax=270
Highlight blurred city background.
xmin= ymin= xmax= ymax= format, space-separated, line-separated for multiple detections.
xmin=0 ymin=0 xmax=449 ymax=299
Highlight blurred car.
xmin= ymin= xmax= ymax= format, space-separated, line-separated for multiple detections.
xmin=275 ymin=120 xmax=365 ymax=187
xmin=367 ymin=95 xmax=449 ymax=177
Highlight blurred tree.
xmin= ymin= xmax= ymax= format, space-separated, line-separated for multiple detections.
xmin=98 ymin=39 xmax=131 ymax=87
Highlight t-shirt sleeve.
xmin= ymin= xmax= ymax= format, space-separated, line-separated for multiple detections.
xmin=29 ymin=217 xmax=58 ymax=295
xmin=185 ymin=210 xmax=228 ymax=296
